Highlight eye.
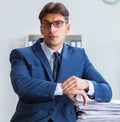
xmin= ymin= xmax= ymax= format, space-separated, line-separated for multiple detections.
xmin=54 ymin=21 xmax=63 ymax=27
xmin=42 ymin=22 xmax=49 ymax=26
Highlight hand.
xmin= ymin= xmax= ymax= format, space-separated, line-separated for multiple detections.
xmin=61 ymin=76 xmax=89 ymax=105
xmin=61 ymin=76 xmax=89 ymax=93
xmin=63 ymin=89 xmax=88 ymax=105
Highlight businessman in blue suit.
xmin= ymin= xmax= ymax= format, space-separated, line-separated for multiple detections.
xmin=10 ymin=2 xmax=112 ymax=122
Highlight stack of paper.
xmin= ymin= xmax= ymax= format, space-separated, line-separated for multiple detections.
xmin=77 ymin=100 xmax=120 ymax=122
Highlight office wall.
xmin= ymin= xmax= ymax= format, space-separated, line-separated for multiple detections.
xmin=0 ymin=0 xmax=120 ymax=122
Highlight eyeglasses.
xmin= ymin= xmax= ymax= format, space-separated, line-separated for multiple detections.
xmin=41 ymin=20 xmax=68 ymax=29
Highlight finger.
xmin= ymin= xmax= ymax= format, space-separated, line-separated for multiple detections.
xmin=62 ymin=77 xmax=78 ymax=92
xmin=70 ymin=96 xmax=79 ymax=104
xmin=80 ymin=91 xmax=88 ymax=106
xmin=64 ymin=89 xmax=78 ymax=96
xmin=63 ymin=83 xmax=76 ymax=93
xmin=61 ymin=76 xmax=75 ymax=88
xmin=61 ymin=79 xmax=70 ymax=89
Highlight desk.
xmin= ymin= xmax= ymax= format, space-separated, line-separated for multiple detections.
xmin=77 ymin=100 xmax=120 ymax=122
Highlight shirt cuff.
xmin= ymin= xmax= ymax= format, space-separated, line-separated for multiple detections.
xmin=54 ymin=83 xmax=63 ymax=95
xmin=75 ymin=81 xmax=94 ymax=101
xmin=87 ymin=80 xmax=94 ymax=96
xmin=75 ymin=94 xmax=82 ymax=101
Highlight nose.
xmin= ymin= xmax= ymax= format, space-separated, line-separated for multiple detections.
xmin=49 ymin=24 xmax=56 ymax=33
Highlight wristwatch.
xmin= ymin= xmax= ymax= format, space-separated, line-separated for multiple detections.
xmin=103 ymin=0 xmax=120 ymax=4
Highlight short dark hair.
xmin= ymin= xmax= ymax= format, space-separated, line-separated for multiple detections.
xmin=38 ymin=2 xmax=69 ymax=23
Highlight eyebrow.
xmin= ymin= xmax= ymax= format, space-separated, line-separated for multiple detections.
xmin=42 ymin=19 xmax=65 ymax=22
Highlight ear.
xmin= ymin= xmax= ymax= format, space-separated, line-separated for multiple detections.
xmin=66 ymin=23 xmax=70 ymax=34
xmin=40 ymin=26 xmax=43 ymax=35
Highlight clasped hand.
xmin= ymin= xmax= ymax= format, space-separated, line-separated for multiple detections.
xmin=61 ymin=76 xmax=89 ymax=106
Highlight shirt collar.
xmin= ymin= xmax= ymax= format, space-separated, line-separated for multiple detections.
xmin=41 ymin=41 xmax=62 ymax=60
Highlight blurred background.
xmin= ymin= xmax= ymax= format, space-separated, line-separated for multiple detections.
xmin=0 ymin=0 xmax=120 ymax=121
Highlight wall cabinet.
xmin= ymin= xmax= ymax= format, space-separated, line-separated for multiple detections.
xmin=26 ymin=34 xmax=82 ymax=47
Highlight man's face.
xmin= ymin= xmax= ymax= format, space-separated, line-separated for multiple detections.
xmin=40 ymin=13 xmax=70 ymax=50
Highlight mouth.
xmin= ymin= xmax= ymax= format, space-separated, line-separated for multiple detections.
xmin=49 ymin=35 xmax=57 ymax=40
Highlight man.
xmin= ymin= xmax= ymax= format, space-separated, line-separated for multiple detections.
xmin=10 ymin=2 xmax=112 ymax=122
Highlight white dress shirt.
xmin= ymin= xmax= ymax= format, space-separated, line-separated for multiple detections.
xmin=41 ymin=42 xmax=94 ymax=98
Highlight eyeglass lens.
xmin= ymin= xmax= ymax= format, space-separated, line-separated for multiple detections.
xmin=41 ymin=20 xmax=67 ymax=28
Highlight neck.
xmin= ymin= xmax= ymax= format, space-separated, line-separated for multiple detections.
xmin=44 ymin=42 xmax=63 ymax=52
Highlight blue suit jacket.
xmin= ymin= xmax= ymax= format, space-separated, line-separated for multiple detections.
xmin=10 ymin=38 xmax=112 ymax=122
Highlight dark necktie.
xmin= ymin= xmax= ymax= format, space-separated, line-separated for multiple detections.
xmin=53 ymin=52 xmax=60 ymax=82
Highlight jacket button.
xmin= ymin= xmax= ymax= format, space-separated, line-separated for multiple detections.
xmin=48 ymin=109 xmax=53 ymax=115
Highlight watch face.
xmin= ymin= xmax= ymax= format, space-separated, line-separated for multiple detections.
xmin=103 ymin=0 xmax=120 ymax=4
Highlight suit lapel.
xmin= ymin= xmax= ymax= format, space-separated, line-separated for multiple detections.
xmin=32 ymin=39 xmax=74 ymax=83
xmin=32 ymin=39 xmax=53 ymax=81
xmin=57 ymin=44 xmax=73 ymax=82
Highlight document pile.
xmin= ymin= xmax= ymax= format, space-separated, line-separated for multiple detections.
xmin=77 ymin=100 xmax=120 ymax=122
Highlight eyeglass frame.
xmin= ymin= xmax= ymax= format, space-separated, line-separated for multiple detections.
xmin=41 ymin=19 xmax=68 ymax=29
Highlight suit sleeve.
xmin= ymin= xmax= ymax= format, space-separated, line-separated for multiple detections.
xmin=82 ymin=49 xmax=112 ymax=102
xmin=9 ymin=49 xmax=57 ymax=101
